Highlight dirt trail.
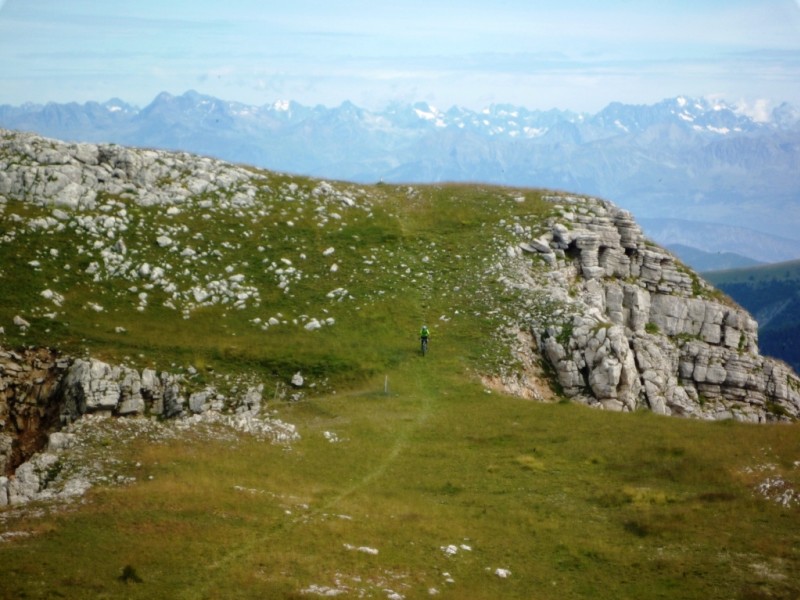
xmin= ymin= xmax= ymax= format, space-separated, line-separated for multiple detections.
xmin=323 ymin=364 xmax=434 ymax=508
xmin=193 ymin=361 xmax=437 ymax=598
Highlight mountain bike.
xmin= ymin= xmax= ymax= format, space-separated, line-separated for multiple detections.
xmin=420 ymin=337 xmax=428 ymax=356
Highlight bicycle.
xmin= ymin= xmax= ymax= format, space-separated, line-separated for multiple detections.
xmin=419 ymin=325 xmax=430 ymax=357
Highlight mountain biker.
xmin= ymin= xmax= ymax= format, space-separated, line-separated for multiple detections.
xmin=419 ymin=325 xmax=430 ymax=353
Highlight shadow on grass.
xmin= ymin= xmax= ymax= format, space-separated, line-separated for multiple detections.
xmin=118 ymin=565 xmax=143 ymax=584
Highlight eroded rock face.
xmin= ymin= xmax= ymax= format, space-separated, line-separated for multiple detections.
xmin=1 ymin=346 xmax=276 ymax=505
xmin=2 ymin=349 xmax=275 ymax=475
xmin=508 ymin=196 xmax=800 ymax=422
xmin=0 ymin=348 xmax=70 ymax=477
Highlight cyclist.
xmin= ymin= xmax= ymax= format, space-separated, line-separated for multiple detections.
xmin=419 ymin=324 xmax=430 ymax=354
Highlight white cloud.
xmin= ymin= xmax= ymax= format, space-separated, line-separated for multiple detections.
xmin=733 ymin=98 xmax=774 ymax=123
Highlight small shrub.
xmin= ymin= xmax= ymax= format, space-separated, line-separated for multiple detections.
xmin=41 ymin=460 xmax=63 ymax=486
xmin=118 ymin=565 xmax=143 ymax=584
xmin=556 ymin=321 xmax=574 ymax=346
xmin=438 ymin=482 xmax=463 ymax=496
xmin=645 ymin=322 xmax=660 ymax=335
xmin=766 ymin=401 xmax=789 ymax=418
xmin=623 ymin=520 xmax=650 ymax=538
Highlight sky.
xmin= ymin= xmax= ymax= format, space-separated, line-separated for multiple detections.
xmin=0 ymin=0 xmax=799 ymax=115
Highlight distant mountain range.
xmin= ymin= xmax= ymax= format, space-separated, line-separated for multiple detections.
xmin=2 ymin=90 xmax=799 ymax=264
xmin=639 ymin=218 xmax=800 ymax=265
xmin=665 ymin=244 xmax=763 ymax=273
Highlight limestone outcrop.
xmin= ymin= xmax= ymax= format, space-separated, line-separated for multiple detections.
xmin=0 ymin=346 xmax=295 ymax=505
xmin=0 ymin=131 xmax=258 ymax=210
xmin=59 ymin=359 xmax=189 ymax=422
xmin=0 ymin=130 xmax=363 ymax=319
xmin=504 ymin=196 xmax=800 ymax=422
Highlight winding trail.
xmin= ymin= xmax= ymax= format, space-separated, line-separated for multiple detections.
xmin=191 ymin=361 xmax=436 ymax=599
xmin=322 ymin=367 xmax=433 ymax=510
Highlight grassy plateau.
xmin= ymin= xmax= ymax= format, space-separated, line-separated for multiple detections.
xmin=0 ymin=161 xmax=798 ymax=598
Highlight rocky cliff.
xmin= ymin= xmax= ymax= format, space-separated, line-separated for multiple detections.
xmin=497 ymin=195 xmax=800 ymax=422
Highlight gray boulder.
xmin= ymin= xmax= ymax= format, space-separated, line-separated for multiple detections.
xmin=61 ymin=359 xmax=122 ymax=415
xmin=7 ymin=452 xmax=59 ymax=504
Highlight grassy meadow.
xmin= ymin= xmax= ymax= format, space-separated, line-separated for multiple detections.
xmin=2 ymin=352 xmax=799 ymax=599
xmin=0 ymin=170 xmax=799 ymax=598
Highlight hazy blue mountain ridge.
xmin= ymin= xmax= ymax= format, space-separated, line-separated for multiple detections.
xmin=667 ymin=244 xmax=764 ymax=272
xmin=1 ymin=91 xmax=798 ymax=256
xmin=639 ymin=219 xmax=800 ymax=265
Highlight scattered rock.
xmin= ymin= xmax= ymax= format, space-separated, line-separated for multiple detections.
xmin=291 ymin=372 xmax=304 ymax=387
xmin=304 ymin=319 xmax=322 ymax=331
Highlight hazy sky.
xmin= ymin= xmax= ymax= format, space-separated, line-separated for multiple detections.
xmin=1 ymin=0 xmax=799 ymax=113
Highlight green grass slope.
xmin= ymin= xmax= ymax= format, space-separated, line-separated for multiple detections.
xmin=2 ymin=358 xmax=799 ymax=599
xmin=705 ymin=260 xmax=800 ymax=372
xmin=1 ymin=164 xmax=799 ymax=598
xmin=0 ymin=176 xmax=549 ymax=393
